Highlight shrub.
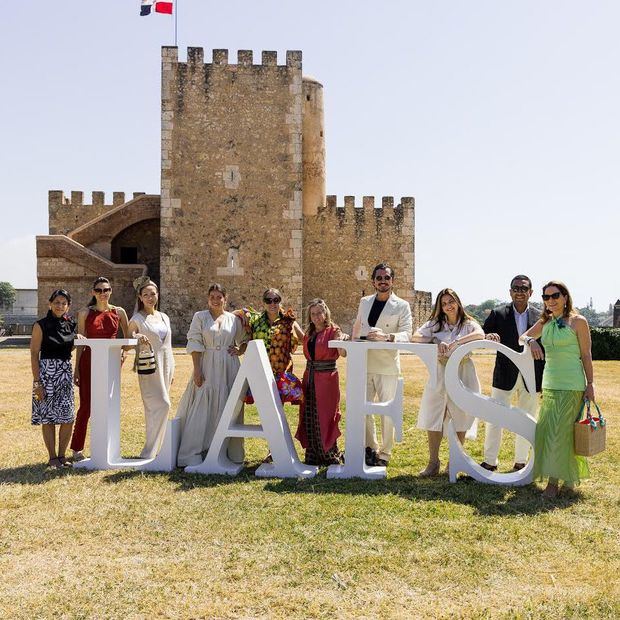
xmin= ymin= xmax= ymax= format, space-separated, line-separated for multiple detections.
xmin=590 ymin=327 xmax=620 ymax=360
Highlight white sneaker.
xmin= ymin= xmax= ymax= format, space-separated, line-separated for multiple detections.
xmin=72 ymin=450 xmax=85 ymax=462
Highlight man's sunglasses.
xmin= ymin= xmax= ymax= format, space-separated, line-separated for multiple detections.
xmin=374 ymin=275 xmax=392 ymax=281
xmin=542 ymin=292 xmax=562 ymax=301
xmin=511 ymin=286 xmax=530 ymax=293
xmin=94 ymin=288 xmax=112 ymax=294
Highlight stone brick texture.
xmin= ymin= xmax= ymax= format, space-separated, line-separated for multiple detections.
xmin=38 ymin=47 xmax=432 ymax=339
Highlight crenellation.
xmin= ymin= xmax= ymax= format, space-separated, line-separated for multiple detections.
xmin=382 ymin=196 xmax=394 ymax=209
xmin=262 ymin=51 xmax=278 ymax=66
xmin=237 ymin=50 xmax=253 ymax=66
xmin=162 ymin=46 xmax=178 ymax=62
xmin=71 ymin=191 xmax=83 ymax=207
xmin=286 ymin=50 xmax=303 ymax=69
xmin=92 ymin=191 xmax=104 ymax=206
xmin=113 ymin=192 xmax=125 ymax=206
xmin=363 ymin=196 xmax=375 ymax=209
xmin=187 ymin=46 xmax=204 ymax=65
xmin=212 ymin=49 xmax=228 ymax=65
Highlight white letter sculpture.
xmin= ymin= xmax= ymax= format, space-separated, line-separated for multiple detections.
xmin=185 ymin=339 xmax=318 ymax=479
xmin=73 ymin=339 xmax=181 ymax=472
xmin=444 ymin=340 xmax=536 ymax=485
xmin=326 ymin=340 xmax=438 ymax=480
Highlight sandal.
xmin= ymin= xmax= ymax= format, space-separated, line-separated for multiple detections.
xmin=46 ymin=457 xmax=62 ymax=470
xmin=542 ymin=482 xmax=559 ymax=499
xmin=58 ymin=456 xmax=73 ymax=468
xmin=419 ymin=460 xmax=440 ymax=478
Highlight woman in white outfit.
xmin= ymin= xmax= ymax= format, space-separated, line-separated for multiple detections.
xmin=411 ymin=288 xmax=484 ymax=477
xmin=176 ymin=283 xmax=245 ymax=467
xmin=128 ymin=277 xmax=175 ymax=459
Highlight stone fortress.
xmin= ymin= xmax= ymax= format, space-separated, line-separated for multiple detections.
xmin=37 ymin=47 xmax=432 ymax=341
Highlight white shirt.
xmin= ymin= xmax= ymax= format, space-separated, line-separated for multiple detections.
xmin=513 ymin=306 xmax=529 ymax=337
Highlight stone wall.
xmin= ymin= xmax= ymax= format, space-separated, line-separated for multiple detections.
xmin=36 ymin=236 xmax=145 ymax=317
xmin=49 ymin=191 xmax=144 ymax=236
xmin=160 ymin=47 xmax=305 ymax=340
xmin=303 ymin=195 xmax=430 ymax=332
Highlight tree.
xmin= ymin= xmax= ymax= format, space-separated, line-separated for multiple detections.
xmin=465 ymin=299 xmax=504 ymax=324
xmin=0 ymin=282 xmax=16 ymax=311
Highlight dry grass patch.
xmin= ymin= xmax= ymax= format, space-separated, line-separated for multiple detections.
xmin=0 ymin=349 xmax=618 ymax=619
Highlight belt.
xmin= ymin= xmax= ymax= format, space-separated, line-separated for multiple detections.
xmin=306 ymin=360 xmax=336 ymax=372
xmin=205 ymin=346 xmax=225 ymax=351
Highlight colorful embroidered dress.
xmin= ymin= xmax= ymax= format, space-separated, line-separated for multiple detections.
xmin=238 ymin=308 xmax=302 ymax=404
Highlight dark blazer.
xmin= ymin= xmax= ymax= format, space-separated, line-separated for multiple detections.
xmin=482 ymin=303 xmax=544 ymax=392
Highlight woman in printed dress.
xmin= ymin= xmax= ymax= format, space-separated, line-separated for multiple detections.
xmin=176 ymin=283 xmax=246 ymax=467
xmin=71 ymin=276 xmax=129 ymax=461
xmin=237 ymin=287 xmax=305 ymax=404
xmin=295 ymin=299 xmax=348 ymax=466
xmin=128 ymin=277 xmax=175 ymax=459
xmin=30 ymin=289 xmax=79 ymax=469
xmin=411 ymin=288 xmax=484 ymax=477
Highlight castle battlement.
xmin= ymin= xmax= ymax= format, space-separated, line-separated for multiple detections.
xmin=162 ymin=46 xmax=303 ymax=69
xmin=324 ymin=195 xmax=414 ymax=212
xmin=48 ymin=190 xmax=145 ymax=209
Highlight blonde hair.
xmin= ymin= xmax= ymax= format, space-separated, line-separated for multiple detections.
xmin=305 ymin=298 xmax=334 ymax=337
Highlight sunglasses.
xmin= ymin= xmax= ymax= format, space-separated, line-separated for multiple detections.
xmin=264 ymin=297 xmax=281 ymax=304
xmin=374 ymin=275 xmax=392 ymax=281
xmin=511 ymin=286 xmax=530 ymax=293
xmin=94 ymin=288 xmax=112 ymax=294
xmin=542 ymin=292 xmax=562 ymax=301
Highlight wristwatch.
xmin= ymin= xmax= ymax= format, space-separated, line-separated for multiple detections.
xmin=388 ymin=334 xmax=395 ymax=342
xmin=524 ymin=336 xmax=535 ymax=346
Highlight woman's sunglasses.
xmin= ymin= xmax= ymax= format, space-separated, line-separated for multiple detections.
xmin=264 ymin=297 xmax=281 ymax=304
xmin=94 ymin=288 xmax=112 ymax=294
xmin=542 ymin=292 xmax=562 ymax=301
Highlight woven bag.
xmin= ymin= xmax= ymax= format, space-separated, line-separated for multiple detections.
xmin=574 ymin=400 xmax=606 ymax=457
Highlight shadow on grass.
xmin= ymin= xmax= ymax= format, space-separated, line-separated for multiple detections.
xmin=0 ymin=462 xmax=93 ymax=484
xmin=99 ymin=466 xmax=581 ymax=516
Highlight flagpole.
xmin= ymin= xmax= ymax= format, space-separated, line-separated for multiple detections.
xmin=174 ymin=0 xmax=178 ymax=46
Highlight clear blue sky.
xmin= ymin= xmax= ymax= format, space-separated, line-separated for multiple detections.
xmin=1 ymin=1 xmax=618 ymax=310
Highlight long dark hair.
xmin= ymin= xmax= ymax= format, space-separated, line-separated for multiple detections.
xmin=88 ymin=276 xmax=111 ymax=307
xmin=540 ymin=280 xmax=577 ymax=324
xmin=137 ymin=280 xmax=159 ymax=312
xmin=428 ymin=288 xmax=475 ymax=332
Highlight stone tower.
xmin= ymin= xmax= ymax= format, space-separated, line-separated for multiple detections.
xmin=160 ymin=47 xmax=306 ymax=336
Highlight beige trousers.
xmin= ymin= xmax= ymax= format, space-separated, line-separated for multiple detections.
xmin=483 ymin=374 xmax=539 ymax=466
xmin=365 ymin=373 xmax=399 ymax=461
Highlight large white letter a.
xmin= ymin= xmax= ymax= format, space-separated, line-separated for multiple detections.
xmin=184 ymin=340 xmax=317 ymax=478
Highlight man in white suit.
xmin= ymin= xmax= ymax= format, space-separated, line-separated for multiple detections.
xmin=355 ymin=263 xmax=412 ymax=466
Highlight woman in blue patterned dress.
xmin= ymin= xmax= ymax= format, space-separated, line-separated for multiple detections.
xmin=30 ymin=289 xmax=79 ymax=469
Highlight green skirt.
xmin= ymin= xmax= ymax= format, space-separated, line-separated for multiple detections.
xmin=533 ymin=389 xmax=590 ymax=485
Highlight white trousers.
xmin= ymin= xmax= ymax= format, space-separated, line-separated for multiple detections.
xmin=483 ymin=374 xmax=539 ymax=466
xmin=365 ymin=373 xmax=399 ymax=461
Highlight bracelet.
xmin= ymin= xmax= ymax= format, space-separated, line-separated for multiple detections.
xmin=524 ymin=337 xmax=534 ymax=345
xmin=33 ymin=381 xmax=41 ymax=388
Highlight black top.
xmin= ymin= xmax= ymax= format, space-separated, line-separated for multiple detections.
xmin=308 ymin=334 xmax=316 ymax=360
xmin=37 ymin=311 xmax=77 ymax=361
xmin=368 ymin=297 xmax=388 ymax=328
xmin=482 ymin=303 xmax=544 ymax=392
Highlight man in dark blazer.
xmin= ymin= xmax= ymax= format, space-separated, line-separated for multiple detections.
xmin=480 ymin=275 xmax=545 ymax=471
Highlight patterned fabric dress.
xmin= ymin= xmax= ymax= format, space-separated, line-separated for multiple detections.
xmin=295 ymin=325 xmax=343 ymax=465
xmin=70 ymin=307 xmax=121 ymax=451
xmin=533 ymin=317 xmax=589 ymax=484
xmin=32 ymin=311 xmax=77 ymax=425
xmin=237 ymin=308 xmax=303 ymax=404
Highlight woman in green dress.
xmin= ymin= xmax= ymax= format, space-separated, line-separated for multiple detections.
xmin=520 ymin=281 xmax=594 ymax=498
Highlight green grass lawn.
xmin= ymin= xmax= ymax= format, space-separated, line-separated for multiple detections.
xmin=0 ymin=349 xmax=618 ymax=619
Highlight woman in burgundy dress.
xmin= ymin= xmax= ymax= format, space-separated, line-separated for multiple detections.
xmin=295 ymin=299 xmax=348 ymax=466
xmin=70 ymin=276 xmax=129 ymax=460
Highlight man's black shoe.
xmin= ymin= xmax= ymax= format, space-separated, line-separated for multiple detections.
xmin=479 ymin=461 xmax=498 ymax=472
xmin=365 ymin=447 xmax=377 ymax=466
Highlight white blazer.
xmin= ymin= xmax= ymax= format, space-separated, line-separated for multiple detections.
xmin=355 ymin=293 xmax=413 ymax=375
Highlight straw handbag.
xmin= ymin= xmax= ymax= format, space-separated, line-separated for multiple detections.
xmin=574 ymin=400 xmax=606 ymax=457
xmin=137 ymin=342 xmax=157 ymax=375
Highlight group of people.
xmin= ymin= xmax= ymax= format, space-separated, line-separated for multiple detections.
xmin=31 ymin=264 xmax=595 ymax=499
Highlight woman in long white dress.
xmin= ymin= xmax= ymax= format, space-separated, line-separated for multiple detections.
xmin=176 ymin=283 xmax=245 ymax=467
xmin=411 ymin=288 xmax=484 ymax=477
xmin=128 ymin=278 xmax=175 ymax=459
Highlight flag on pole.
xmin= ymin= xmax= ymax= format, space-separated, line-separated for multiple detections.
xmin=140 ymin=1 xmax=173 ymax=16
